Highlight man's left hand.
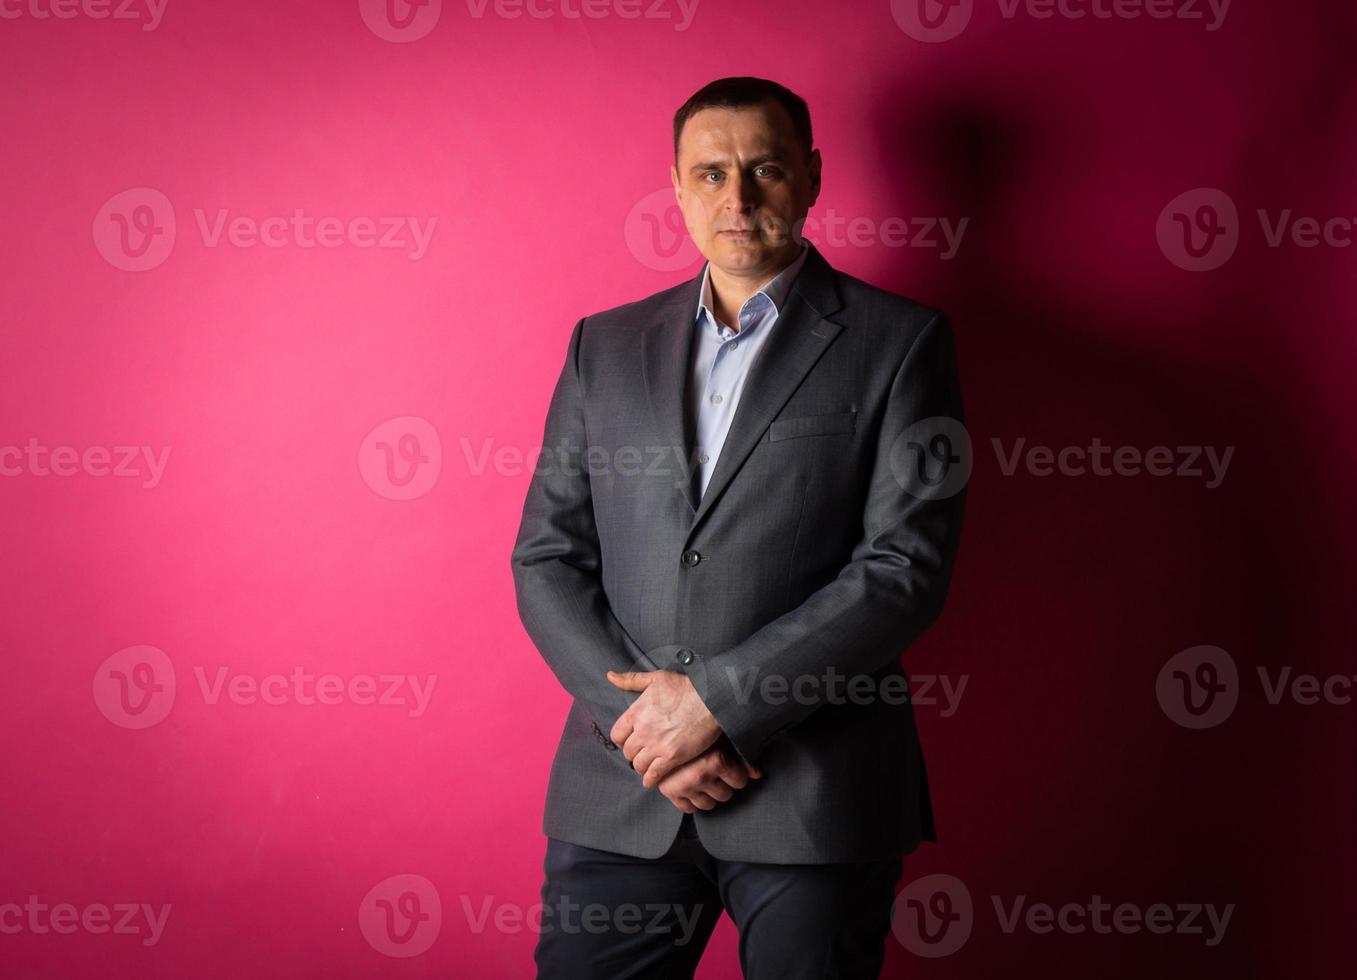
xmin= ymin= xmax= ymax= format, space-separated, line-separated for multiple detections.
xmin=607 ymin=669 xmax=722 ymax=788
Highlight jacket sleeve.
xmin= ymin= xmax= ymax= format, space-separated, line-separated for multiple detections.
xmin=509 ymin=316 xmax=669 ymax=735
xmin=685 ymin=311 xmax=968 ymax=766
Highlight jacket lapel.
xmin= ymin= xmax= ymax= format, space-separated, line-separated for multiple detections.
xmin=641 ymin=243 xmax=846 ymax=537
xmin=641 ymin=274 xmax=704 ymax=515
xmin=689 ymin=246 xmax=844 ymax=535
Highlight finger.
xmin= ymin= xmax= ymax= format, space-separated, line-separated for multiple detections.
xmin=717 ymin=744 xmax=761 ymax=780
xmin=621 ymin=732 xmax=647 ymax=764
xmin=632 ymin=747 xmax=658 ymax=780
xmin=708 ymin=754 xmax=748 ymax=790
xmin=714 ymin=765 xmax=749 ymax=791
xmin=605 ymin=670 xmax=653 ymax=692
xmin=710 ymin=754 xmax=759 ymax=789
xmin=657 ymin=766 xmax=697 ymax=796
xmin=696 ymin=779 xmax=733 ymax=803
xmin=610 ymin=717 xmax=635 ymax=749
xmin=640 ymin=754 xmax=680 ymax=789
xmin=658 ymin=783 xmax=693 ymax=813
xmin=687 ymin=791 xmax=719 ymax=811
xmin=671 ymin=796 xmax=696 ymax=814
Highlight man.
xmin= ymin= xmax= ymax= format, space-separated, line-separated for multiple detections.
xmin=510 ymin=76 xmax=967 ymax=978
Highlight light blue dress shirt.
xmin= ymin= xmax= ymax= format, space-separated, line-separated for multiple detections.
xmin=688 ymin=244 xmax=811 ymax=499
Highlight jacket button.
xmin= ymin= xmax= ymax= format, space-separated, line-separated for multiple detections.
xmin=681 ymin=549 xmax=702 ymax=566
xmin=677 ymin=648 xmax=694 ymax=665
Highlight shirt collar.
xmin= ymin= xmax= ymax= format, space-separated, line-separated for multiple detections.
xmin=696 ymin=243 xmax=810 ymax=329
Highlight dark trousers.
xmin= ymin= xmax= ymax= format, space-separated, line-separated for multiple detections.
xmin=533 ymin=814 xmax=904 ymax=979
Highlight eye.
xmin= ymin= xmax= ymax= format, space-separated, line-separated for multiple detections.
xmin=702 ymin=171 xmax=724 ymax=183
xmin=754 ymin=166 xmax=780 ymax=178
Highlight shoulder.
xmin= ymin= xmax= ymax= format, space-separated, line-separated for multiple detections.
xmin=826 ymin=266 xmax=952 ymax=365
xmin=580 ymin=277 xmax=694 ymax=333
xmin=834 ymin=267 xmax=946 ymax=331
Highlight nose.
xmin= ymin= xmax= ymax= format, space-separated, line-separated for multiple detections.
xmin=723 ymin=171 xmax=759 ymax=215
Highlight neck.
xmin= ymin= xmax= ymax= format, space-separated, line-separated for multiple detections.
xmin=707 ymin=244 xmax=803 ymax=332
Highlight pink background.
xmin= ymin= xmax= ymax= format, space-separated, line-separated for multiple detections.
xmin=2 ymin=0 xmax=1354 ymax=976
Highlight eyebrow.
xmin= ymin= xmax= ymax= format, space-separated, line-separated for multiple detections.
xmin=688 ymin=155 xmax=786 ymax=174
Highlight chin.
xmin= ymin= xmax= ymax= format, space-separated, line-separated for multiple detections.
xmin=712 ymin=240 xmax=770 ymax=265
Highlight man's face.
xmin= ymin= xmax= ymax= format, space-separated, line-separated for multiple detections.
xmin=670 ymin=100 xmax=821 ymax=278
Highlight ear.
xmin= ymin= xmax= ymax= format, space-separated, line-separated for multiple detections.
xmin=807 ymin=148 xmax=823 ymax=207
xmin=671 ymin=163 xmax=682 ymax=204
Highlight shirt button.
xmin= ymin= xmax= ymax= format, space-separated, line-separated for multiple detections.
xmin=677 ymin=648 xmax=694 ymax=665
xmin=698 ymin=453 xmax=709 ymax=464
xmin=681 ymin=549 xmax=702 ymax=567
xmin=711 ymin=394 xmax=723 ymax=404
xmin=726 ymin=341 xmax=738 ymax=350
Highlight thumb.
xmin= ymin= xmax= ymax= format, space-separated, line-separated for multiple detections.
xmin=606 ymin=670 xmax=653 ymax=691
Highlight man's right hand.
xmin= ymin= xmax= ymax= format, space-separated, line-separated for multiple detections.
xmin=656 ymin=736 xmax=762 ymax=813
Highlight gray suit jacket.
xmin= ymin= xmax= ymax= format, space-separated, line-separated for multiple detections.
xmin=510 ymin=243 xmax=966 ymax=863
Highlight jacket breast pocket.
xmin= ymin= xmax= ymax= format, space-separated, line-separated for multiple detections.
xmin=768 ymin=410 xmax=857 ymax=442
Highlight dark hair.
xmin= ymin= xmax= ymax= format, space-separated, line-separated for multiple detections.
xmin=672 ymin=77 xmax=813 ymax=163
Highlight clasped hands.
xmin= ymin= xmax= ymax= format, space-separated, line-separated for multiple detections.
xmin=607 ymin=668 xmax=762 ymax=814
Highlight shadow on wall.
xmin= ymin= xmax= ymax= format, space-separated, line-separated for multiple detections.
xmin=858 ymin=59 xmax=1348 ymax=975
